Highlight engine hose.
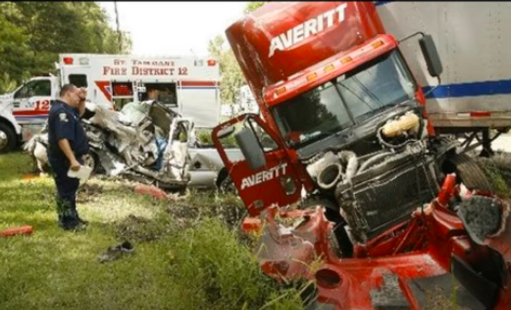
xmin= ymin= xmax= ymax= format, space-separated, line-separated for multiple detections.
xmin=338 ymin=151 xmax=358 ymax=183
xmin=357 ymin=151 xmax=394 ymax=174
xmin=317 ymin=163 xmax=344 ymax=190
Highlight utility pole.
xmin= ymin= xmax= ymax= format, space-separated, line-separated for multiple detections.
xmin=114 ymin=1 xmax=123 ymax=53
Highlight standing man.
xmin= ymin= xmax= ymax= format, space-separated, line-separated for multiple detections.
xmin=47 ymin=84 xmax=89 ymax=231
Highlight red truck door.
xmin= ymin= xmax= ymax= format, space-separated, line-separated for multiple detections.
xmin=213 ymin=114 xmax=303 ymax=217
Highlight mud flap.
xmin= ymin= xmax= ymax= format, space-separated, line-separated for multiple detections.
xmin=458 ymin=195 xmax=502 ymax=245
xmin=458 ymin=195 xmax=511 ymax=262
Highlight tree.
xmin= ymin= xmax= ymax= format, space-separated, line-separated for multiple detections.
xmin=208 ymin=2 xmax=266 ymax=105
xmin=0 ymin=2 xmax=132 ymax=93
xmin=244 ymin=2 xmax=266 ymax=14
xmin=0 ymin=3 xmax=32 ymax=92
xmin=208 ymin=36 xmax=246 ymax=104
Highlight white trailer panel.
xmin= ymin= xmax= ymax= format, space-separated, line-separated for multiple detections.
xmin=377 ymin=1 xmax=511 ymax=129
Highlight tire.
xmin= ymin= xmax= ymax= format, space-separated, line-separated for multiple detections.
xmin=215 ymin=168 xmax=237 ymax=194
xmin=82 ymin=151 xmax=99 ymax=175
xmin=0 ymin=122 xmax=17 ymax=154
xmin=444 ymin=153 xmax=494 ymax=192
xmin=474 ymin=152 xmax=511 ymax=192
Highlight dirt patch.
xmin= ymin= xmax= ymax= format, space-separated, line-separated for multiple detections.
xmin=166 ymin=193 xmax=246 ymax=231
xmin=77 ymin=183 xmax=104 ymax=203
xmin=110 ymin=190 xmax=247 ymax=246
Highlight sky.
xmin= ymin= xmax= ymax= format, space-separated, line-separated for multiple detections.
xmin=98 ymin=2 xmax=248 ymax=57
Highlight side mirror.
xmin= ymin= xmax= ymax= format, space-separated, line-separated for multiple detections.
xmin=235 ymin=127 xmax=266 ymax=171
xmin=419 ymin=34 xmax=443 ymax=77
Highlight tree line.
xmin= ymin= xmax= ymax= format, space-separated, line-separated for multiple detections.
xmin=208 ymin=2 xmax=266 ymax=105
xmin=0 ymin=2 xmax=131 ymax=93
xmin=0 ymin=1 xmax=267 ymax=104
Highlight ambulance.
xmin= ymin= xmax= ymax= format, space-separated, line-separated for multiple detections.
xmin=0 ymin=53 xmax=221 ymax=152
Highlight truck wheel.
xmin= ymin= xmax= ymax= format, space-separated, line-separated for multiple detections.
xmin=0 ymin=122 xmax=16 ymax=153
xmin=216 ymin=168 xmax=237 ymax=194
xmin=474 ymin=152 xmax=511 ymax=192
xmin=444 ymin=153 xmax=494 ymax=192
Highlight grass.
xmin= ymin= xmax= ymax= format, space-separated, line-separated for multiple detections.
xmin=5 ymin=149 xmax=505 ymax=310
xmin=0 ymin=152 xmax=304 ymax=310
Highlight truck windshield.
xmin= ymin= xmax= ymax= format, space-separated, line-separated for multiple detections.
xmin=272 ymin=50 xmax=417 ymax=148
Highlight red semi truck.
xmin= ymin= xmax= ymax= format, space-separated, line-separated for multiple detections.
xmin=212 ymin=2 xmax=511 ymax=309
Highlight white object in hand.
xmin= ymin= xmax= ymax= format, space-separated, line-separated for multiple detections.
xmin=67 ymin=165 xmax=92 ymax=181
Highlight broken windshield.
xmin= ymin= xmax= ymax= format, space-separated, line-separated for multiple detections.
xmin=271 ymin=50 xmax=417 ymax=148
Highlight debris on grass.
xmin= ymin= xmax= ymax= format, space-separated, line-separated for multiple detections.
xmin=134 ymin=184 xmax=168 ymax=200
xmin=1 ymin=225 xmax=33 ymax=237
xmin=98 ymin=240 xmax=135 ymax=263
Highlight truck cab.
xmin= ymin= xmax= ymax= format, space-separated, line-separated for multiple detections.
xmin=213 ymin=2 xmax=448 ymax=219
xmin=10 ymin=75 xmax=59 ymax=123
xmin=0 ymin=75 xmax=59 ymax=151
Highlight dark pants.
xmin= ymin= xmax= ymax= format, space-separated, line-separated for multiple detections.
xmin=49 ymin=157 xmax=82 ymax=229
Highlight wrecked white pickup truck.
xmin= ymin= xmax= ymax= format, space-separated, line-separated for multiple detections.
xmin=24 ymin=99 xmax=241 ymax=191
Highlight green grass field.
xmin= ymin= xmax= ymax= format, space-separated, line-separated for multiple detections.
xmin=0 ymin=152 xmax=303 ymax=310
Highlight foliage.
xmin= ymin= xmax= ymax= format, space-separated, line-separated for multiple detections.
xmin=208 ymin=2 xmax=266 ymax=105
xmin=169 ymin=218 xmax=304 ymax=310
xmin=244 ymin=2 xmax=267 ymax=14
xmin=195 ymin=127 xmax=238 ymax=148
xmin=0 ymin=2 xmax=132 ymax=93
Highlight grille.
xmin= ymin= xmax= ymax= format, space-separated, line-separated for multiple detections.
xmin=337 ymin=150 xmax=439 ymax=241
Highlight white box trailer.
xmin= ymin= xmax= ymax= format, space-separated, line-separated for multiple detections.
xmin=0 ymin=54 xmax=221 ymax=150
xmin=376 ymin=1 xmax=511 ymax=154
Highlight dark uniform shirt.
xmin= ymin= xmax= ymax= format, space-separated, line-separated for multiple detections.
xmin=48 ymin=100 xmax=89 ymax=162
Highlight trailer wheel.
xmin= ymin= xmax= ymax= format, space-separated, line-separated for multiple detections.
xmin=444 ymin=153 xmax=494 ymax=193
xmin=0 ymin=122 xmax=16 ymax=153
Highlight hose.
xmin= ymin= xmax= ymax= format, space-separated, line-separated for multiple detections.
xmin=357 ymin=151 xmax=394 ymax=174
xmin=317 ymin=163 xmax=344 ymax=190
xmin=338 ymin=151 xmax=358 ymax=184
